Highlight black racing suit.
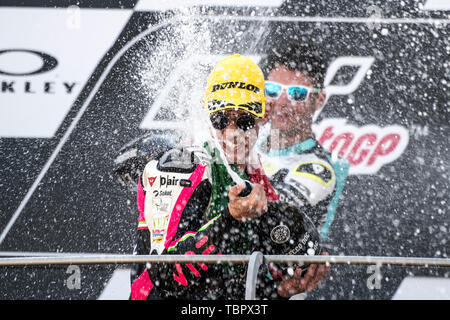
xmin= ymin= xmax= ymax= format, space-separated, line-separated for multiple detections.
xmin=130 ymin=145 xmax=320 ymax=300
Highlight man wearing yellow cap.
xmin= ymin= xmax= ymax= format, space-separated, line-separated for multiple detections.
xmin=203 ymin=54 xmax=278 ymax=220
xmin=129 ymin=54 xmax=322 ymax=300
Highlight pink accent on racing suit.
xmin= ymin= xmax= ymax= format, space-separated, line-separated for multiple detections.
xmin=136 ymin=178 xmax=147 ymax=230
xmin=164 ymin=164 xmax=206 ymax=250
xmin=130 ymin=269 xmax=154 ymax=300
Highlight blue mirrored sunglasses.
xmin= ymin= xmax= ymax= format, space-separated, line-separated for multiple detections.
xmin=265 ymin=81 xmax=320 ymax=102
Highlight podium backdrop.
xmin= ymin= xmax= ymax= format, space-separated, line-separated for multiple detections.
xmin=0 ymin=0 xmax=448 ymax=299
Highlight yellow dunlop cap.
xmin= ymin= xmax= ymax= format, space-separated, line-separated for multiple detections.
xmin=204 ymin=54 xmax=266 ymax=118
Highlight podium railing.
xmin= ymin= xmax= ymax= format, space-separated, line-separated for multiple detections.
xmin=1 ymin=252 xmax=449 ymax=300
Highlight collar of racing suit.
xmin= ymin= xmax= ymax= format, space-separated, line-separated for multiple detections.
xmin=265 ymin=136 xmax=317 ymax=157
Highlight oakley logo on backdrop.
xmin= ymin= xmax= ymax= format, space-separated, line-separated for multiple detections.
xmin=0 ymin=48 xmax=77 ymax=95
xmin=0 ymin=7 xmax=132 ymax=138
xmin=0 ymin=49 xmax=58 ymax=76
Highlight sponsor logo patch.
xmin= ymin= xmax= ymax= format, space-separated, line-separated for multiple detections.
xmin=148 ymin=176 xmax=157 ymax=187
xmin=270 ymin=224 xmax=290 ymax=244
xmin=211 ymin=81 xmax=260 ymax=94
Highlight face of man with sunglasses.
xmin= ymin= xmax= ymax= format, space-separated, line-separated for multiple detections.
xmin=265 ymin=65 xmax=326 ymax=149
xmin=210 ymin=109 xmax=264 ymax=171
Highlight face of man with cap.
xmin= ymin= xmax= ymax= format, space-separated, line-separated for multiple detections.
xmin=205 ymin=54 xmax=267 ymax=170
xmin=212 ymin=109 xmax=261 ymax=169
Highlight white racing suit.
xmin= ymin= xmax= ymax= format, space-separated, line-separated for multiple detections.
xmin=258 ymin=136 xmax=349 ymax=242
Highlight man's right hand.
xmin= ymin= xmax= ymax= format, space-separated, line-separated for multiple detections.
xmin=228 ymin=183 xmax=268 ymax=221
xmin=277 ymin=252 xmax=330 ymax=297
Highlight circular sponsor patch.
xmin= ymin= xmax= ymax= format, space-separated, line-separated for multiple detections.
xmin=270 ymin=225 xmax=291 ymax=244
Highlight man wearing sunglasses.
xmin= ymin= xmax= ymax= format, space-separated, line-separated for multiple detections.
xmin=257 ymin=42 xmax=350 ymax=298
xmin=130 ymin=54 xmax=324 ymax=300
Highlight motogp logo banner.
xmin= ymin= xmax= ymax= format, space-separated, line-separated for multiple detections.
xmin=313 ymin=118 xmax=409 ymax=175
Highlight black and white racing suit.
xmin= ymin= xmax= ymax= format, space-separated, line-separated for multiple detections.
xmin=130 ymin=145 xmax=320 ymax=300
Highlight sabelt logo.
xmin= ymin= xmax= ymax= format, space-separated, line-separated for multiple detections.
xmin=0 ymin=49 xmax=77 ymax=94
xmin=313 ymin=119 xmax=409 ymax=175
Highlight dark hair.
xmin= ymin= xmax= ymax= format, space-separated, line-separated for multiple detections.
xmin=260 ymin=41 xmax=327 ymax=88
